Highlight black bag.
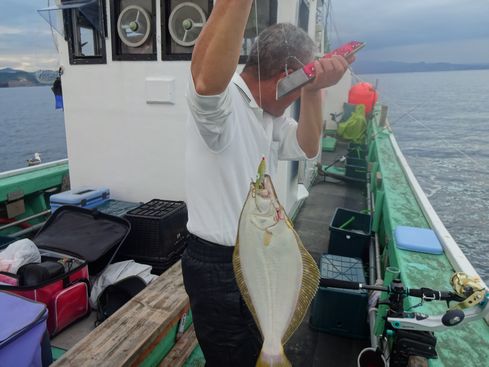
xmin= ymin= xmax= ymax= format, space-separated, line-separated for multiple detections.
xmin=18 ymin=262 xmax=65 ymax=287
xmin=96 ymin=276 xmax=146 ymax=324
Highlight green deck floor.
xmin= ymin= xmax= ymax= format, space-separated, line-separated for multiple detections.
xmin=370 ymin=111 xmax=489 ymax=367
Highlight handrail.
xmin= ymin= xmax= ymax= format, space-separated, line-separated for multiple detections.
xmin=0 ymin=159 xmax=68 ymax=180
xmin=389 ymin=131 xmax=489 ymax=324
xmin=0 ymin=210 xmax=51 ymax=231
xmin=389 ymin=135 xmax=481 ymax=280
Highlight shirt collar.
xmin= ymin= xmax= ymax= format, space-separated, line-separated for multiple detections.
xmin=232 ymin=73 xmax=261 ymax=110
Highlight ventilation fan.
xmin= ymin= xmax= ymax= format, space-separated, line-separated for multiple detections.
xmin=117 ymin=5 xmax=152 ymax=48
xmin=168 ymin=2 xmax=206 ymax=47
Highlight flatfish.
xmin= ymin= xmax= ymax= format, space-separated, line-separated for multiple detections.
xmin=233 ymin=160 xmax=320 ymax=366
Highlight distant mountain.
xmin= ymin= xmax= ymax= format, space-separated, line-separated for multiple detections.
xmin=0 ymin=68 xmax=56 ymax=88
xmin=353 ymin=61 xmax=489 ymax=75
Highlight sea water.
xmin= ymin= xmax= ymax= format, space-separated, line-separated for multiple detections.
xmin=0 ymin=85 xmax=66 ymax=171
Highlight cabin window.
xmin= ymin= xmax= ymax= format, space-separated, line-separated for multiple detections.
xmin=298 ymin=0 xmax=309 ymax=32
xmin=240 ymin=0 xmax=278 ymax=63
xmin=161 ymin=0 xmax=213 ymax=61
xmin=111 ymin=0 xmax=157 ymax=61
xmin=63 ymin=0 xmax=107 ymax=65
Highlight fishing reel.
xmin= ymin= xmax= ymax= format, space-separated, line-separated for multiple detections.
xmin=386 ymin=272 xmax=489 ymax=332
xmin=321 ymin=273 xmax=489 ymax=366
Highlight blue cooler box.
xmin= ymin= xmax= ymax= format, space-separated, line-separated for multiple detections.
xmin=0 ymin=291 xmax=52 ymax=366
xmin=310 ymin=254 xmax=369 ymax=339
xmin=50 ymin=186 xmax=110 ymax=212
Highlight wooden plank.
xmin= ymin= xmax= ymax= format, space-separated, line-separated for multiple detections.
xmin=53 ymin=261 xmax=189 ymax=367
xmin=160 ymin=325 xmax=198 ymax=367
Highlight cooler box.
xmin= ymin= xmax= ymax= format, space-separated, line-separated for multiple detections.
xmin=119 ymin=199 xmax=188 ymax=275
xmin=310 ymin=254 xmax=368 ymax=339
xmin=0 ymin=291 xmax=52 ymax=366
xmin=328 ymin=208 xmax=371 ymax=260
xmin=50 ymin=186 xmax=110 ymax=212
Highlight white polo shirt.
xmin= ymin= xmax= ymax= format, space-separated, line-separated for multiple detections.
xmin=185 ymin=73 xmax=308 ymax=246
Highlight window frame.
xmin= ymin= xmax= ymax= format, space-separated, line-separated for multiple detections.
xmin=239 ymin=0 xmax=278 ymax=64
xmin=63 ymin=0 xmax=107 ymax=65
xmin=110 ymin=0 xmax=157 ymax=61
xmin=160 ymin=0 xmax=214 ymax=61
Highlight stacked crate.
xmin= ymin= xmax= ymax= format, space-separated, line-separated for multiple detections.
xmin=310 ymin=207 xmax=372 ymax=339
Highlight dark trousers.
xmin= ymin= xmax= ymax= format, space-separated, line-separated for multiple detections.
xmin=181 ymin=235 xmax=262 ymax=367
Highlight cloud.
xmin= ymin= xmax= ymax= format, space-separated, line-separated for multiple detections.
xmin=0 ymin=0 xmax=57 ymax=70
xmin=0 ymin=54 xmax=58 ymax=71
xmin=329 ymin=0 xmax=489 ymax=63
xmin=356 ymin=38 xmax=489 ymax=64
xmin=0 ymin=26 xmax=24 ymax=35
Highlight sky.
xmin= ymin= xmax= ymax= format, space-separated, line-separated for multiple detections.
xmin=0 ymin=0 xmax=488 ymax=71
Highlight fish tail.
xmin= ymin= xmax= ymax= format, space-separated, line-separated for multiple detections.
xmin=255 ymin=350 xmax=292 ymax=367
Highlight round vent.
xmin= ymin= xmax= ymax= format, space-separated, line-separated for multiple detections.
xmin=168 ymin=2 xmax=206 ymax=47
xmin=117 ymin=5 xmax=152 ymax=48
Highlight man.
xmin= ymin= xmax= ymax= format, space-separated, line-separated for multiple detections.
xmin=182 ymin=1 xmax=353 ymax=366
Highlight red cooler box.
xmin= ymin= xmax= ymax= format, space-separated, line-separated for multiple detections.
xmin=0 ymin=206 xmax=130 ymax=335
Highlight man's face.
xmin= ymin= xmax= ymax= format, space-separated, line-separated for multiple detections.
xmin=265 ymin=87 xmax=302 ymax=117
xmin=261 ymin=68 xmax=304 ymax=117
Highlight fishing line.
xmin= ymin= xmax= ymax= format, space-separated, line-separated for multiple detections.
xmin=253 ymin=0 xmax=262 ymax=109
xmin=326 ymin=1 xmax=344 ymax=52
xmin=48 ymin=0 xmax=59 ymax=54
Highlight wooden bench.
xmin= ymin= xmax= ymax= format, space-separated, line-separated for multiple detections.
xmin=53 ymin=261 xmax=197 ymax=367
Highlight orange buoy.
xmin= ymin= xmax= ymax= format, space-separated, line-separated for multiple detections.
xmin=348 ymin=82 xmax=378 ymax=115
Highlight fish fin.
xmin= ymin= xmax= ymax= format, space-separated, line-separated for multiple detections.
xmin=281 ymin=229 xmax=320 ymax=344
xmin=256 ymin=350 xmax=292 ymax=367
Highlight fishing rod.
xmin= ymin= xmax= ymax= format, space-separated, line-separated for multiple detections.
xmin=320 ymin=273 xmax=489 ymax=332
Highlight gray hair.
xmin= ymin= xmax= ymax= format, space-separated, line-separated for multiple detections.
xmin=243 ymin=23 xmax=316 ymax=80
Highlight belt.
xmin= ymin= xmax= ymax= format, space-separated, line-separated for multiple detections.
xmin=187 ymin=234 xmax=235 ymax=263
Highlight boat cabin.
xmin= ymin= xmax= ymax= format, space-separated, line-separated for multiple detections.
xmin=38 ymin=0 xmax=351 ymax=213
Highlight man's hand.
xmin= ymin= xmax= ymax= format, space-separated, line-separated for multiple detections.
xmin=302 ymin=55 xmax=354 ymax=93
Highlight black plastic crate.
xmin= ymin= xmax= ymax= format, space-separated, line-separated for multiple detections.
xmin=117 ymin=237 xmax=186 ymax=275
xmin=328 ymin=208 xmax=371 ymax=260
xmin=347 ymin=149 xmax=366 ymax=160
xmin=310 ymin=254 xmax=368 ymax=339
xmin=121 ymin=199 xmax=188 ymax=261
xmin=348 ymin=143 xmax=367 ymax=157
xmin=345 ymin=157 xmax=367 ymax=181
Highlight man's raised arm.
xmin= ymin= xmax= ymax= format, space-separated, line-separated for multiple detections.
xmin=191 ymin=0 xmax=253 ymax=96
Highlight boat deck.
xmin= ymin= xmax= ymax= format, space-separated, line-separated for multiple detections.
xmin=286 ymin=140 xmax=369 ymax=367
xmin=49 ymin=139 xmax=369 ymax=366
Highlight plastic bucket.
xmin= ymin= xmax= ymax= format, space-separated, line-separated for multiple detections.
xmin=357 ymin=347 xmax=386 ymax=367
